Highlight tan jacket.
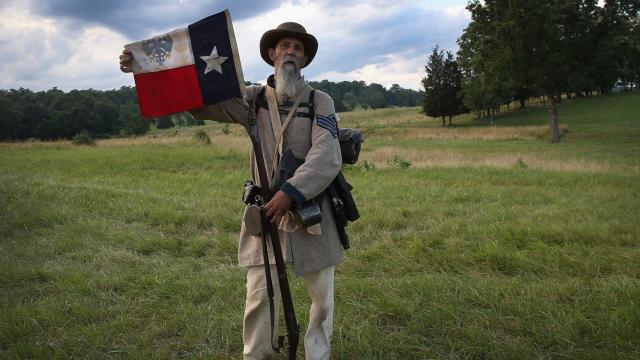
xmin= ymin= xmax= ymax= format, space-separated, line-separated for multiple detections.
xmin=191 ymin=76 xmax=344 ymax=276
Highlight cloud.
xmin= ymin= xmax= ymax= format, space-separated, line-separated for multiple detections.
xmin=312 ymin=51 xmax=427 ymax=90
xmin=237 ymin=1 xmax=470 ymax=90
xmin=0 ymin=0 xmax=471 ymax=91
xmin=0 ymin=2 xmax=133 ymax=91
xmin=29 ymin=0 xmax=284 ymax=39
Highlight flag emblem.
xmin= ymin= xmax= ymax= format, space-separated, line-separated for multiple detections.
xmin=126 ymin=10 xmax=245 ymax=118
xmin=141 ymin=35 xmax=173 ymax=66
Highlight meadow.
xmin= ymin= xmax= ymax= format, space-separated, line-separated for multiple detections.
xmin=1 ymin=92 xmax=639 ymax=359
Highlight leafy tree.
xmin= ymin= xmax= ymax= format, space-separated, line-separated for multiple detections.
xmin=361 ymin=83 xmax=387 ymax=109
xmin=386 ymin=84 xmax=401 ymax=105
xmin=120 ymin=103 xmax=148 ymax=136
xmin=342 ymin=92 xmax=358 ymax=110
xmin=91 ymin=100 xmax=120 ymax=136
xmin=517 ymin=0 xmax=574 ymax=142
xmin=596 ymin=0 xmax=640 ymax=91
xmin=460 ymin=0 xmax=578 ymax=142
xmin=557 ymin=0 xmax=600 ymax=96
xmin=458 ymin=0 xmax=504 ymax=117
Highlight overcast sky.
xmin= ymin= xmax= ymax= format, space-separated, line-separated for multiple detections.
xmin=0 ymin=0 xmax=470 ymax=91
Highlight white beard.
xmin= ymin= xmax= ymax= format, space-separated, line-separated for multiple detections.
xmin=275 ymin=61 xmax=303 ymax=99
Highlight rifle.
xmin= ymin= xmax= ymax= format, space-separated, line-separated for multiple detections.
xmin=244 ymin=99 xmax=300 ymax=359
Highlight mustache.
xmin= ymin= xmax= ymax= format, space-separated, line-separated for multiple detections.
xmin=281 ymin=55 xmax=299 ymax=67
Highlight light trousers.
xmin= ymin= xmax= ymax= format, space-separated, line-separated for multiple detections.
xmin=242 ymin=265 xmax=335 ymax=360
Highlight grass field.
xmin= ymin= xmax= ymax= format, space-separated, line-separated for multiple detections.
xmin=1 ymin=92 xmax=639 ymax=359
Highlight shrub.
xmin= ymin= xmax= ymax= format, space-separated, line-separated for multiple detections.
xmin=192 ymin=130 xmax=211 ymax=145
xmin=72 ymin=131 xmax=95 ymax=146
xmin=156 ymin=116 xmax=175 ymax=129
xmin=361 ymin=160 xmax=377 ymax=171
xmin=344 ymin=160 xmax=376 ymax=171
xmin=387 ymin=155 xmax=411 ymax=169
xmin=222 ymin=124 xmax=231 ymax=135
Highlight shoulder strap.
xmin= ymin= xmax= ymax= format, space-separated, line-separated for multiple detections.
xmin=254 ymin=85 xmax=268 ymax=114
xmin=308 ymin=89 xmax=316 ymax=120
xmin=265 ymin=87 xmax=283 ymax=141
xmin=266 ymin=86 xmax=307 ymax=177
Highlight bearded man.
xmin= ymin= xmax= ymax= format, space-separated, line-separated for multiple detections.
xmin=121 ymin=22 xmax=343 ymax=360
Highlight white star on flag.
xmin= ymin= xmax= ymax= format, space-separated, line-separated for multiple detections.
xmin=200 ymin=46 xmax=228 ymax=75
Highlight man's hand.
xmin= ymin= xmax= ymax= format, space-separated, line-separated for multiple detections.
xmin=265 ymin=191 xmax=294 ymax=224
xmin=119 ymin=49 xmax=133 ymax=73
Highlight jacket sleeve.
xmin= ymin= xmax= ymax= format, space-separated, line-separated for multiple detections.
xmin=188 ymin=86 xmax=262 ymax=127
xmin=282 ymin=91 xmax=342 ymax=203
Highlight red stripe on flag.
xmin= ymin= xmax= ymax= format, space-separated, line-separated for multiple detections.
xmin=133 ymin=65 xmax=204 ymax=118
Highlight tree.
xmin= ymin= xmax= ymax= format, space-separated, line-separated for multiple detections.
xmin=0 ymin=96 xmax=22 ymax=140
xmin=457 ymin=0 xmax=513 ymax=121
xmin=596 ymin=0 xmax=640 ymax=91
xmin=460 ymin=0 xmax=577 ymax=142
xmin=0 ymin=86 xmax=148 ymax=140
xmin=521 ymin=0 xmax=574 ymax=142
xmin=120 ymin=103 xmax=149 ymax=136
xmin=91 ymin=100 xmax=120 ymax=136
xmin=155 ymin=116 xmax=175 ymax=129
xmin=441 ymin=52 xmax=466 ymax=126
xmin=386 ymin=83 xmax=401 ymax=105
xmin=422 ymin=46 xmax=465 ymax=126
xmin=422 ymin=46 xmax=447 ymax=124
xmin=361 ymin=83 xmax=387 ymax=109
xmin=307 ymin=79 xmax=419 ymax=109
xmin=557 ymin=0 xmax=600 ymax=96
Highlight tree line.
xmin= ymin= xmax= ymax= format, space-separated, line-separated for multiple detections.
xmin=307 ymin=80 xmax=423 ymax=111
xmin=0 ymin=81 xmax=422 ymax=141
xmin=422 ymin=0 xmax=639 ymax=142
xmin=0 ymin=87 xmax=147 ymax=141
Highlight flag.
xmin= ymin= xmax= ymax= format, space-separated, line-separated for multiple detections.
xmin=125 ymin=9 xmax=245 ymax=118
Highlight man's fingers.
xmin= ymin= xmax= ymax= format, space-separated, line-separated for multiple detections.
xmin=265 ymin=202 xmax=279 ymax=217
xmin=265 ymin=205 xmax=276 ymax=218
xmin=119 ymin=49 xmax=133 ymax=68
xmin=265 ymin=203 xmax=285 ymax=224
xmin=119 ymin=49 xmax=133 ymax=73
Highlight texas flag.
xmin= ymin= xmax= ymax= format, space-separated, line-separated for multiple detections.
xmin=125 ymin=10 xmax=245 ymax=118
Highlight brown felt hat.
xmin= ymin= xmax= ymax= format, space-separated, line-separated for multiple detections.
xmin=260 ymin=22 xmax=318 ymax=68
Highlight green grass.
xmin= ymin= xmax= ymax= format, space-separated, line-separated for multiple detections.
xmin=1 ymin=93 xmax=639 ymax=359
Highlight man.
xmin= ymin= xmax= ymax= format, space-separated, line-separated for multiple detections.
xmin=120 ymin=22 xmax=343 ymax=360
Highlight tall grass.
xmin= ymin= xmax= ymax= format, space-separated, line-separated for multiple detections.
xmin=1 ymin=92 xmax=639 ymax=359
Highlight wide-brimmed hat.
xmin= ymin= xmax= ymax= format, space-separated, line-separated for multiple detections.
xmin=259 ymin=22 xmax=318 ymax=68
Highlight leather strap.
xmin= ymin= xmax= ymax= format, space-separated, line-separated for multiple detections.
xmin=266 ymin=86 xmax=308 ymax=176
xmin=265 ymin=86 xmax=282 ymax=147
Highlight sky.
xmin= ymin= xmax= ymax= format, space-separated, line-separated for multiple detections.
xmin=0 ymin=0 xmax=471 ymax=91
